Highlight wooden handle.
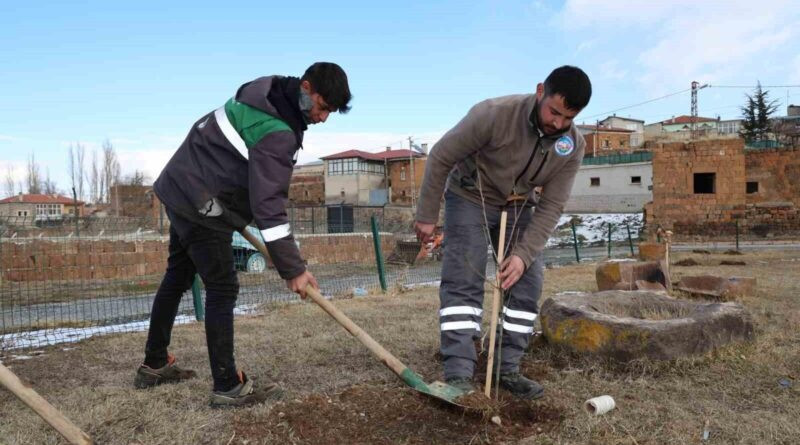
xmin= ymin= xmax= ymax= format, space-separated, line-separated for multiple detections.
xmin=0 ymin=363 xmax=93 ymax=445
xmin=485 ymin=211 xmax=508 ymax=397
xmin=238 ymin=228 xmax=409 ymax=377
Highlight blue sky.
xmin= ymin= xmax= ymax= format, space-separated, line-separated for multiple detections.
xmin=2 ymin=0 xmax=799 ymax=197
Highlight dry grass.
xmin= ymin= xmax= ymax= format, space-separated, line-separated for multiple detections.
xmin=0 ymin=249 xmax=798 ymax=444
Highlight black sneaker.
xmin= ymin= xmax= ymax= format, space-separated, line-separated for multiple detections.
xmin=134 ymin=353 xmax=197 ymax=389
xmin=210 ymin=371 xmax=284 ymax=408
xmin=445 ymin=376 xmax=476 ymax=395
xmin=498 ymin=373 xmax=544 ymax=400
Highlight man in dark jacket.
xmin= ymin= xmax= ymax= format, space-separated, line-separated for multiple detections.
xmin=133 ymin=62 xmax=352 ymax=407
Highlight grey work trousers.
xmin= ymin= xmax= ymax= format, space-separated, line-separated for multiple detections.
xmin=439 ymin=190 xmax=544 ymax=380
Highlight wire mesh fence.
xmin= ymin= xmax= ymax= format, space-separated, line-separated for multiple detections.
xmin=7 ymin=208 xmax=787 ymax=351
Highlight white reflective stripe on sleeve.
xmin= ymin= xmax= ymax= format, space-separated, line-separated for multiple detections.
xmin=440 ymin=321 xmax=481 ymax=332
xmin=439 ymin=306 xmax=483 ymax=317
xmin=502 ymin=306 xmax=538 ymax=321
xmin=502 ymin=321 xmax=534 ymax=334
xmin=214 ymin=107 xmax=249 ymax=160
xmin=260 ymin=223 xmax=291 ymax=242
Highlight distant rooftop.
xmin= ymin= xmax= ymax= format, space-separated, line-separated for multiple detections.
xmin=321 ymin=148 xmax=426 ymax=161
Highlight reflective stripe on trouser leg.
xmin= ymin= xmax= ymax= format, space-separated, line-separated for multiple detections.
xmin=497 ymin=254 xmax=544 ymax=374
xmin=439 ymin=191 xmax=493 ymax=380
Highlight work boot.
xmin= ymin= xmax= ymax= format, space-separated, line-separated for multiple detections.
xmin=498 ymin=373 xmax=544 ymax=400
xmin=210 ymin=371 xmax=284 ymax=408
xmin=445 ymin=376 xmax=476 ymax=395
xmin=134 ymin=353 xmax=197 ymax=389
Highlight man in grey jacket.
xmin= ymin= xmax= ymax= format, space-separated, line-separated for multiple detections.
xmin=133 ymin=62 xmax=352 ymax=407
xmin=414 ymin=66 xmax=591 ymax=399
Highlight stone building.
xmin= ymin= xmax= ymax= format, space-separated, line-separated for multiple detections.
xmin=647 ymin=138 xmax=800 ymax=236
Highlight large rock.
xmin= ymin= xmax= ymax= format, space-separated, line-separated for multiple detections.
xmin=638 ymin=242 xmax=666 ymax=261
xmin=596 ymin=260 xmax=669 ymax=291
xmin=540 ymin=291 xmax=754 ymax=361
xmin=677 ymin=275 xmax=757 ymax=301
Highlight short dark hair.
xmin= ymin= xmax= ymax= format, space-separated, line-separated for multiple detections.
xmin=301 ymin=62 xmax=352 ymax=113
xmin=543 ymin=66 xmax=591 ymax=111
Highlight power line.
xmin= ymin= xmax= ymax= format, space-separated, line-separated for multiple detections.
xmin=583 ymin=88 xmax=692 ymax=120
xmin=709 ymin=85 xmax=800 ymax=88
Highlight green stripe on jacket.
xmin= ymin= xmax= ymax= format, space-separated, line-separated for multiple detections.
xmin=224 ymin=98 xmax=291 ymax=149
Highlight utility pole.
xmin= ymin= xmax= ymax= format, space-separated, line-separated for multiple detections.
xmin=408 ymin=136 xmax=416 ymax=209
xmin=690 ymin=81 xmax=709 ymax=139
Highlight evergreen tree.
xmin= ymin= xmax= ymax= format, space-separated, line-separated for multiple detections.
xmin=740 ymin=82 xmax=779 ymax=142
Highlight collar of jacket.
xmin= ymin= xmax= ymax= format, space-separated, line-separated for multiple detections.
xmin=526 ymin=95 xmax=570 ymax=141
xmin=267 ymin=76 xmax=308 ymax=148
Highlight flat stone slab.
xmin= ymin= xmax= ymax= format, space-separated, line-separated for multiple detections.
xmin=677 ymin=275 xmax=756 ymax=301
xmin=540 ymin=290 xmax=754 ymax=361
xmin=638 ymin=242 xmax=666 ymax=261
xmin=596 ymin=260 xmax=669 ymax=291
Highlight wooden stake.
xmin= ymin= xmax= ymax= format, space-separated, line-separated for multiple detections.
xmin=0 ymin=363 xmax=92 ymax=444
xmin=485 ymin=211 xmax=508 ymax=398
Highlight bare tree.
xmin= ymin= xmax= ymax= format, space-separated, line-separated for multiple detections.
xmin=4 ymin=163 xmax=15 ymax=198
xmin=26 ymin=153 xmax=42 ymax=194
xmin=67 ymin=142 xmax=88 ymax=201
xmin=102 ymin=139 xmax=120 ymax=204
xmin=122 ymin=169 xmax=149 ymax=186
xmin=90 ymin=148 xmax=100 ymax=203
xmin=68 ymin=144 xmax=77 ymax=196
xmin=76 ymin=142 xmax=86 ymax=201
xmin=42 ymin=168 xmax=58 ymax=195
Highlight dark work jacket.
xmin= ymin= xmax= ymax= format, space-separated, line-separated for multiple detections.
xmin=154 ymin=76 xmax=306 ymax=279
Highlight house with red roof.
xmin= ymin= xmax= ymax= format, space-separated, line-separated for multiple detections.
xmin=644 ymin=115 xmax=742 ymax=142
xmin=320 ymin=147 xmax=427 ymax=205
xmin=0 ymin=193 xmax=86 ymax=221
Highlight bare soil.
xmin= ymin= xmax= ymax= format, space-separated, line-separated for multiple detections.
xmin=0 ymin=249 xmax=798 ymax=444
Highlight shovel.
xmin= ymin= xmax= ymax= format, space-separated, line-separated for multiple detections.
xmin=239 ymin=229 xmax=468 ymax=407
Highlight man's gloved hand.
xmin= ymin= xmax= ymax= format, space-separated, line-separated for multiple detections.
xmin=414 ymin=221 xmax=435 ymax=243
xmin=286 ymin=270 xmax=319 ymax=299
xmin=498 ymin=255 xmax=526 ymax=290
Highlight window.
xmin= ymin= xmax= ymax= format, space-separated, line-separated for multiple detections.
xmin=746 ymin=182 xmax=759 ymax=194
xmin=340 ymin=189 xmax=345 ymax=198
xmin=620 ymin=139 xmax=626 ymax=147
xmin=602 ymin=139 xmax=610 ymax=148
xmin=17 ymin=210 xmax=28 ymax=216
xmin=694 ymin=173 xmax=716 ymax=194
xmin=590 ymin=177 xmax=600 ymax=187
xmin=304 ymin=190 xmax=309 ymax=198
xmin=631 ymin=176 xmax=642 ymax=185
xmin=400 ymin=168 xmax=406 ymax=181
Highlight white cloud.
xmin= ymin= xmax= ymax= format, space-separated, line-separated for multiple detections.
xmin=598 ymin=60 xmax=627 ymax=80
xmin=558 ymin=0 xmax=800 ymax=95
xmin=0 ymin=134 xmax=22 ymax=142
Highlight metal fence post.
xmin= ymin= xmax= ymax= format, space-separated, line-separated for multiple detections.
xmin=370 ymin=215 xmax=388 ymax=292
xmin=626 ymin=224 xmax=634 ymax=256
xmin=570 ymin=220 xmax=580 ymax=263
xmin=192 ymin=274 xmax=205 ymax=321
xmin=607 ymin=223 xmax=613 ymax=258
xmin=311 ymin=207 xmax=316 ymax=234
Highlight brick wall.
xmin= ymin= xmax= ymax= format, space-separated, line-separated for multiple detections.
xmin=744 ymin=146 xmax=800 ymax=205
xmin=1 ymin=233 xmax=396 ymax=282
xmin=583 ymin=131 xmax=633 ymax=157
xmin=0 ymin=239 xmax=169 ymax=282
xmin=289 ymin=175 xmax=325 ymax=205
xmin=649 ymin=139 xmax=800 ymax=236
xmin=388 ymin=158 xmax=426 ymax=205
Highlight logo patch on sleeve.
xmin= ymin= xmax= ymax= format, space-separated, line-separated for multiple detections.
xmin=554 ymin=136 xmax=575 ymax=156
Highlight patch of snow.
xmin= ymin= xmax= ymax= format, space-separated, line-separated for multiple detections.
xmin=547 ymin=213 xmax=643 ymax=248
xmin=402 ymin=280 xmax=441 ymax=290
